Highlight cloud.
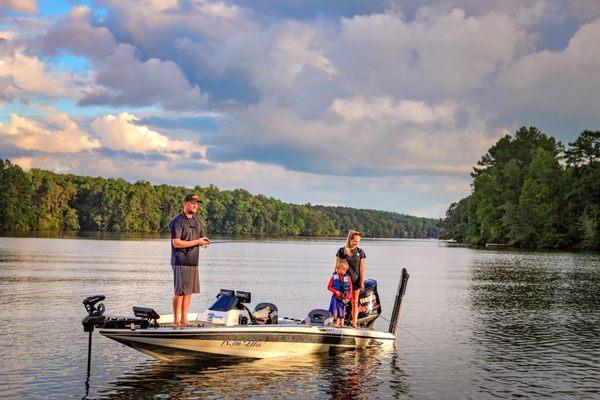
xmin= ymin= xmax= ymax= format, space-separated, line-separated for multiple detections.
xmin=567 ymin=0 xmax=600 ymax=21
xmin=79 ymin=44 xmax=207 ymax=110
xmin=37 ymin=7 xmax=118 ymax=60
xmin=0 ymin=0 xmax=38 ymax=14
xmin=0 ymin=30 xmax=84 ymax=102
xmin=209 ymin=21 xmax=337 ymax=95
xmin=493 ymin=18 xmax=600 ymax=117
xmin=210 ymin=95 xmax=497 ymax=176
xmin=0 ymin=111 xmax=100 ymax=152
xmin=101 ymin=0 xmax=258 ymax=46
xmin=329 ymin=97 xmax=454 ymax=123
xmin=331 ymin=8 xmax=524 ymax=99
xmin=0 ymin=106 xmax=207 ymax=163
xmin=0 ymin=51 xmax=82 ymax=99
xmin=97 ymin=0 xmax=260 ymax=88
xmin=0 ymin=74 xmax=17 ymax=102
xmin=91 ymin=112 xmax=207 ymax=157
xmin=107 ymin=0 xmax=254 ymax=35
xmin=3 ymin=1 xmax=599 ymax=217
xmin=36 ymin=6 xmax=207 ymax=111
xmin=193 ymin=7 xmax=529 ymax=177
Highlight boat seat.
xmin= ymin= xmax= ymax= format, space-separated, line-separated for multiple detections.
xmin=253 ymin=302 xmax=278 ymax=324
xmin=306 ymin=309 xmax=331 ymax=326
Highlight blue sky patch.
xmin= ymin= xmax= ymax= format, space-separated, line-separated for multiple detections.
xmin=139 ymin=115 xmax=220 ymax=133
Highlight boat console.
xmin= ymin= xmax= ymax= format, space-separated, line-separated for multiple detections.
xmin=200 ymin=289 xmax=256 ymax=326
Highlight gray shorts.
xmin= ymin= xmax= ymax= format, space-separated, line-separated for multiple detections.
xmin=172 ymin=265 xmax=200 ymax=295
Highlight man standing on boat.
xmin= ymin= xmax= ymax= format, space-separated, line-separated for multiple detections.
xmin=169 ymin=193 xmax=211 ymax=328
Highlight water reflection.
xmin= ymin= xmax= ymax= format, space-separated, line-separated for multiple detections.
xmin=468 ymin=252 xmax=600 ymax=398
xmin=89 ymin=349 xmax=406 ymax=399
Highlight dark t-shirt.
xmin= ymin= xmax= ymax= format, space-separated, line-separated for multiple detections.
xmin=336 ymin=246 xmax=366 ymax=285
xmin=169 ymin=213 xmax=206 ymax=266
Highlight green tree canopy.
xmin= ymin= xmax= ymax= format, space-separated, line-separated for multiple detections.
xmin=0 ymin=160 xmax=438 ymax=239
xmin=441 ymin=128 xmax=599 ymax=250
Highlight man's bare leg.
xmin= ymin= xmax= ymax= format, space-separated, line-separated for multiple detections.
xmin=173 ymin=295 xmax=183 ymax=328
xmin=181 ymin=294 xmax=192 ymax=326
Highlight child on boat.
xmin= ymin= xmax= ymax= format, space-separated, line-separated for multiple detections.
xmin=327 ymin=259 xmax=354 ymax=327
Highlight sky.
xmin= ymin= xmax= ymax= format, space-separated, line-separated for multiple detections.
xmin=1 ymin=0 xmax=599 ymax=218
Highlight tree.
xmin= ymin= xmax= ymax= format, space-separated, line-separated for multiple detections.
xmin=563 ymin=130 xmax=600 ymax=249
xmin=564 ymin=130 xmax=600 ymax=166
xmin=442 ymin=126 xmax=573 ymax=248
xmin=0 ymin=160 xmax=36 ymax=230
xmin=0 ymin=159 xmax=440 ymax=238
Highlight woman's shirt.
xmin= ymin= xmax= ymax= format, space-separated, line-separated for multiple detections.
xmin=336 ymin=247 xmax=366 ymax=283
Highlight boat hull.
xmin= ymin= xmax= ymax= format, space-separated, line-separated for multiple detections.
xmin=100 ymin=325 xmax=395 ymax=361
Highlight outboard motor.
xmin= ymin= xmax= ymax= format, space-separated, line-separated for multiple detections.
xmin=347 ymin=279 xmax=382 ymax=328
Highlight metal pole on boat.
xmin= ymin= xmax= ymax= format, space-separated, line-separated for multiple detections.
xmin=82 ymin=295 xmax=106 ymax=387
xmin=388 ymin=268 xmax=410 ymax=336
xmin=86 ymin=331 xmax=93 ymax=375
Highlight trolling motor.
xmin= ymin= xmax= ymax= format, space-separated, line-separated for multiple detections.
xmin=82 ymin=295 xmax=106 ymax=378
xmin=82 ymin=295 xmax=106 ymax=332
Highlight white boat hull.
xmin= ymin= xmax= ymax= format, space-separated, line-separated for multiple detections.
xmin=100 ymin=324 xmax=396 ymax=361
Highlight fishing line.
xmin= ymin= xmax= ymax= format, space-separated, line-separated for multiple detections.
xmin=379 ymin=314 xmax=432 ymax=346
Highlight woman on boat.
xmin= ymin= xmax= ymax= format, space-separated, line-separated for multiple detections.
xmin=336 ymin=230 xmax=366 ymax=328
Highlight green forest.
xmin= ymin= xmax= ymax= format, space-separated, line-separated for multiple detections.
xmin=440 ymin=128 xmax=600 ymax=250
xmin=0 ymin=160 xmax=438 ymax=239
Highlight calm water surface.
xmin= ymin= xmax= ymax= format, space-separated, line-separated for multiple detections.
xmin=0 ymin=237 xmax=598 ymax=399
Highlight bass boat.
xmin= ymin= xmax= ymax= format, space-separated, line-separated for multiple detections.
xmin=82 ymin=269 xmax=409 ymax=362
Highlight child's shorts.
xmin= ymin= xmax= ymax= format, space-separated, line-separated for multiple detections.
xmin=329 ymin=297 xmax=346 ymax=319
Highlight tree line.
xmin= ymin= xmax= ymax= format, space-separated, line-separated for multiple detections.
xmin=0 ymin=160 xmax=439 ymax=238
xmin=440 ymin=127 xmax=599 ymax=250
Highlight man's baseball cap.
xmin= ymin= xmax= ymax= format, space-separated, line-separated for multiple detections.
xmin=184 ymin=194 xmax=203 ymax=203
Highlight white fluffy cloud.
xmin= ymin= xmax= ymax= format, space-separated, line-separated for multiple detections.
xmin=0 ymin=107 xmax=207 ymax=160
xmin=0 ymin=111 xmax=100 ymax=152
xmin=0 ymin=52 xmax=81 ymax=99
xmin=0 ymin=30 xmax=84 ymax=103
xmin=91 ymin=113 xmax=207 ymax=157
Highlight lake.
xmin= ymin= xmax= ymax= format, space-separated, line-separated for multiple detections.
xmin=0 ymin=236 xmax=598 ymax=399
